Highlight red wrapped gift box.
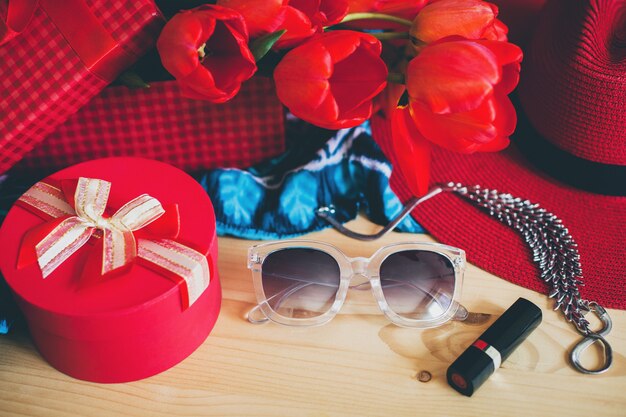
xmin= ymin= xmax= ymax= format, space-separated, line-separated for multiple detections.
xmin=17 ymin=77 xmax=286 ymax=172
xmin=0 ymin=157 xmax=221 ymax=383
xmin=0 ymin=0 xmax=163 ymax=174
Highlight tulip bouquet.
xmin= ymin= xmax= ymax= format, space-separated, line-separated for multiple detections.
xmin=154 ymin=0 xmax=522 ymax=196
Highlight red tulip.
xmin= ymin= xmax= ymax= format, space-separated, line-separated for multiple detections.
xmin=348 ymin=0 xmax=428 ymax=20
xmin=290 ymin=0 xmax=349 ymax=29
xmin=217 ymin=0 xmax=349 ymax=49
xmin=215 ymin=0 xmax=285 ymax=38
xmin=156 ymin=5 xmax=256 ymax=103
xmin=404 ymin=38 xmax=522 ymax=153
xmin=273 ymin=31 xmax=388 ymax=129
xmin=391 ymin=106 xmax=431 ymax=197
xmin=410 ymin=0 xmax=508 ymax=45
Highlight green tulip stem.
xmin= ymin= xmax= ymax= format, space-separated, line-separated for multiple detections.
xmin=339 ymin=13 xmax=413 ymax=27
xmin=370 ymin=31 xmax=409 ymax=40
xmin=387 ymin=72 xmax=405 ymax=84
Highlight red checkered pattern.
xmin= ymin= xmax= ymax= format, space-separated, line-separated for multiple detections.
xmin=88 ymin=0 xmax=163 ymax=56
xmin=18 ymin=77 xmax=286 ymax=172
xmin=0 ymin=1 xmax=162 ymax=174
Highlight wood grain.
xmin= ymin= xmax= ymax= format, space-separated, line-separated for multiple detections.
xmin=1 ymin=217 xmax=624 ymax=417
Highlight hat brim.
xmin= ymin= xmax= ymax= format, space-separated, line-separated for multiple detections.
xmin=372 ymin=116 xmax=626 ymax=310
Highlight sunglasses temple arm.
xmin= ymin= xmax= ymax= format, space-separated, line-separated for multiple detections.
xmin=316 ymin=187 xmax=445 ymax=241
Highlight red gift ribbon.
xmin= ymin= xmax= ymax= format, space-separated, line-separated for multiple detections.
xmin=1 ymin=0 xmax=137 ymax=81
xmin=16 ymin=177 xmax=211 ymax=310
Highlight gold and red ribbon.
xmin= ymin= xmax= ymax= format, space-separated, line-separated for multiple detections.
xmin=16 ymin=177 xmax=210 ymax=309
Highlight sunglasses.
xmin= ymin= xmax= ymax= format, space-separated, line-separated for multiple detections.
xmin=247 ymin=240 xmax=466 ymax=328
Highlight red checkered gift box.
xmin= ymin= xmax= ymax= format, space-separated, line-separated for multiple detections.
xmin=0 ymin=0 xmax=163 ymax=174
xmin=17 ymin=77 xmax=286 ymax=172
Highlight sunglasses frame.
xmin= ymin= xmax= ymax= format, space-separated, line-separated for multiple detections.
xmin=247 ymin=240 xmax=466 ymax=328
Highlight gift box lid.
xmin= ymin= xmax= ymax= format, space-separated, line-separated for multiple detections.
xmin=0 ymin=158 xmax=221 ymax=382
xmin=0 ymin=157 xmax=216 ymax=318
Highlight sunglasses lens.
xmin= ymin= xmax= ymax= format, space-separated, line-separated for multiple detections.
xmin=379 ymin=250 xmax=456 ymax=320
xmin=261 ymin=248 xmax=341 ymax=319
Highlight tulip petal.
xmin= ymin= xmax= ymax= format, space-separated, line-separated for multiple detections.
xmin=348 ymin=0 xmax=428 ymax=18
xmin=322 ymin=31 xmax=382 ymax=64
xmin=274 ymin=41 xmax=333 ymax=112
xmin=311 ymin=88 xmax=341 ymax=122
xmin=410 ymin=0 xmax=498 ymax=43
xmin=274 ymin=31 xmax=387 ymax=129
xmin=492 ymin=89 xmax=517 ymax=137
xmin=472 ymin=135 xmax=510 ymax=152
xmin=157 ymin=5 xmax=257 ymax=103
xmin=375 ymin=0 xmax=428 ymax=18
xmin=410 ymin=98 xmax=499 ymax=153
xmin=157 ymin=13 xmax=215 ymax=78
xmin=406 ymin=40 xmax=501 ymax=114
xmin=204 ymin=5 xmax=250 ymax=37
xmin=203 ymin=21 xmax=256 ymax=91
xmin=334 ymin=99 xmax=373 ymax=126
xmin=216 ymin=0 xmax=283 ymax=37
xmin=287 ymin=0 xmax=319 ymax=20
xmin=317 ymin=0 xmax=350 ymax=26
xmin=483 ymin=18 xmax=509 ymax=41
xmin=283 ymin=0 xmax=348 ymax=30
xmin=272 ymin=6 xmax=316 ymax=48
xmin=347 ymin=0 xmax=378 ymax=12
xmin=391 ymin=106 xmax=431 ymax=196
xmin=301 ymin=103 xmax=367 ymax=129
xmin=179 ymin=65 xmax=226 ymax=102
xmin=475 ymin=40 xmax=523 ymax=93
xmin=475 ymin=39 xmax=523 ymax=66
xmin=330 ymin=40 xmax=388 ymax=114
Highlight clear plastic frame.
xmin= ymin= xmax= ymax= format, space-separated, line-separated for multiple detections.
xmin=247 ymin=240 xmax=466 ymax=328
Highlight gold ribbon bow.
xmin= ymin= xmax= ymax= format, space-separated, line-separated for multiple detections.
xmin=18 ymin=177 xmax=210 ymax=309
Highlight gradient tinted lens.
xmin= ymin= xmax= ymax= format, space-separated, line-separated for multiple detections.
xmin=261 ymin=248 xmax=341 ymax=319
xmin=379 ymin=250 xmax=455 ymax=320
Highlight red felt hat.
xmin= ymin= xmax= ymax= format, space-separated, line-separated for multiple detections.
xmin=375 ymin=0 xmax=626 ymax=309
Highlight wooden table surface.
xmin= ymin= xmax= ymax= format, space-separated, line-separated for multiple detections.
xmin=1 ymin=217 xmax=624 ymax=417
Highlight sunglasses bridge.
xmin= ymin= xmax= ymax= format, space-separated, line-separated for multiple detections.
xmin=343 ymin=257 xmax=382 ymax=294
xmin=347 ymin=256 xmax=369 ymax=276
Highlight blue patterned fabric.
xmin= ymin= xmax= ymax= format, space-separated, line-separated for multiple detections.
xmin=0 ymin=174 xmax=31 ymax=334
xmin=198 ymin=121 xmax=422 ymax=239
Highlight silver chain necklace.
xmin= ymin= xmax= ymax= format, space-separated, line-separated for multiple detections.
xmin=317 ymin=182 xmax=613 ymax=374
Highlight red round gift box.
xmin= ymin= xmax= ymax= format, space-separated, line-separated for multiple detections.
xmin=0 ymin=157 xmax=221 ymax=383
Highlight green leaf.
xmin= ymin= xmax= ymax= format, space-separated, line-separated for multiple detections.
xmin=118 ymin=71 xmax=150 ymax=89
xmin=250 ymin=30 xmax=287 ymax=62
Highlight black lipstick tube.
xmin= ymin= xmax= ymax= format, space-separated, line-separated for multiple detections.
xmin=447 ymin=298 xmax=542 ymax=396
